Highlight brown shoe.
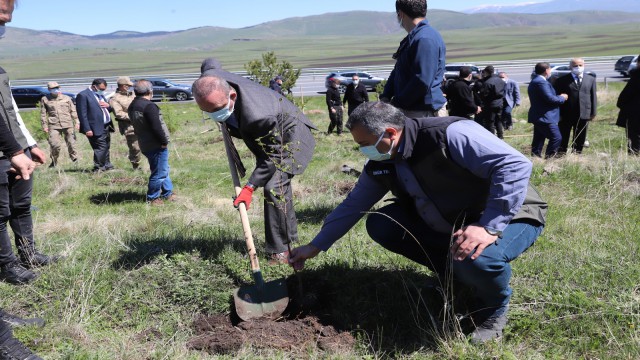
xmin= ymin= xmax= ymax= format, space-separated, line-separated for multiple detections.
xmin=267 ymin=251 xmax=290 ymax=265
xmin=149 ymin=198 xmax=163 ymax=206
xmin=164 ymin=194 xmax=177 ymax=202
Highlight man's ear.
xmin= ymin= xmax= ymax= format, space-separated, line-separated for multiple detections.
xmin=386 ymin=127 xmax=399 ymax=140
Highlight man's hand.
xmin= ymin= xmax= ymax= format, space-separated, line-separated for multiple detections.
xmin=86 ymin=130 xmax=94 ymax=138
xmin=289 ymin=244 xmax=320 ymax=271
xmin=30 ymin=147 xmax=47 ymax=165
xmin=9 ymin=153 xmax=36 ymax=180
xmin=75 ymin=123 xmax=80 ymax=131
xmin=476 ymin=106 xmax=482 ymax=114
xmin=560 ymin=93 xmax=569 ymax=101
xmin=43 ymin=127 xmax=49 ymax=133
xmin=331 ymin=108 xmax=336 ymax=114
xmin=98 ymin=100 xmax=110 ymax=108
xmin=233 ymin=185 xmax=254 ymax=210
xmin=451 ymin=224 xmax=498 ymax=261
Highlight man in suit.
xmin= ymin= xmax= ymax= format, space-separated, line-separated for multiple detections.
xmin=478 ymin=66 xmax=505 ymax=139
xmin=499 ymin=72 xmax=521 ymax=131
xmin=528 ymin=62 xmax=568 ymax=158
xmin=553 ymin=58 xmax=597 ymax=154
xmin=445 ymin=66 xmax=480 ymax=119
xmin=343 ymin=74 xmax=369 ymax=116
xmin=76 ymin=78 xmax=115 ymax=172
xmin=194 ymin=58 xmax=317 ymax=265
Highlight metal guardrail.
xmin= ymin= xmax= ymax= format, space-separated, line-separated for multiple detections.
xmin=10 ymin=55 xmax=628 ymax=95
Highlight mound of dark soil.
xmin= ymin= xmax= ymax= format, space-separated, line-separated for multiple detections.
xmin=188 ymin=314 xmax=355 ymax=355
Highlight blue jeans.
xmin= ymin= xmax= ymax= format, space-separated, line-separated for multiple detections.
xmin=366 ymin=203 xmax=543 ymax=318
xmin=143 ymin=148 xmax=173 ymax=201
xmin=531 ymin=122 xmax=561 ymax=158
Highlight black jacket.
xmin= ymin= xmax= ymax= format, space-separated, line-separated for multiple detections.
xmin=478 ymin=75 xmax=505 ymax=110
xmin=445 ymin=78 xmax=477 ymax=118
xmin=343 ymin=83 xmax=369 ymax=111
xmin=326 ymin=86 xmax=342 ymax=110
xmin=617 ymin=69 xmax=640 ymax=126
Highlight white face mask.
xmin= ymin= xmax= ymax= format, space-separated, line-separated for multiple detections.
xmin=353 ymin=80 xmax=359 ymax=85
xmin=0 ymin=25 xmax=6 ymax=39
xmin=206 ymin=93 xmax=235 ymax=122
xmin=571 ymin=66 xmax=584 ymax=75
xmin=501 ymin=78 xmax=508 ymax=83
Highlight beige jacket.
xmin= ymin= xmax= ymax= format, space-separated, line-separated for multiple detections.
xmin=40 ymin=94 xmax=78 ymax=130
xmin=109 ymin=91 xmax=135 ymax=122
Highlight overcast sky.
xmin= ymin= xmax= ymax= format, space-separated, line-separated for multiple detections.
xmin=8 ymin=0 xmax=546 ymax=36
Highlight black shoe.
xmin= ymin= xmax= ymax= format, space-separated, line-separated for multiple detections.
xmin=0 ymin=320 xmax=42 ymax=360
xmin=20 ymin=252 xmax=60 ymax=269
xmin=0 ymin=262 xmax=37 ymax=285
xmin=0 ymin=310 xmax=44 ymax=328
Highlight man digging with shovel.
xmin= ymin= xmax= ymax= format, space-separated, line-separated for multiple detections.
xmin=193 ymin=58 xmax=316 ymax=265
xmin=290 ymin=102 xmax=547 ymax=343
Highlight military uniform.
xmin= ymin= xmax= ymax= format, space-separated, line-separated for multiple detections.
xmin=40 ymin=92 xmax=78 ymax=164
xmin=109 ymin=84 xmax=141 ymax=169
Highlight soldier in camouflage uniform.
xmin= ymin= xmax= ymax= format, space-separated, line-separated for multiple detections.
xmin=40 ymin=81 xmax=79 ymax=167
xmin=109 ymin=76 xmax=141 ymax=169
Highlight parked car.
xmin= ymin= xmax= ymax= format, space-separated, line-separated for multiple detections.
xmin=138 ymin=78 xmax=193 ymax=101
xmin=615 ymin=55 xmax=638 ymax=77
xmin=324 ymin=71 xmax=385 ymax=93
xmin=443 ymin=63 xmax=480 ymax=80
xmin=11 ymin=86 xmax=76 ymax=108
xmin=530 ymin=63 xmax=597 ymax=82
xmin=627 ymin=55 xmax=639 ymax=76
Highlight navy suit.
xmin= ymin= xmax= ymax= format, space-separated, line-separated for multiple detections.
xmin=76 ymin=88 xmax=114 ymax=170
xmin=527 ymin=75 xmax=566 ymax=158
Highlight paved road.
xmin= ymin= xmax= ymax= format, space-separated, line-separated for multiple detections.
xmin=292 ymin=60 xmax=627 ymax=96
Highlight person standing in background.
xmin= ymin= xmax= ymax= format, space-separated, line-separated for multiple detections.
xmin=499 ymin=72 xmax=521 ymax=131
xmin=40 ymin=81 xmax=79 ymax=167
xmin=343 ymin=74 xmax=369 ymax=116
xmin=76 ymin=78 xmax=115 ymax=172
xmin=326 ymin=78 xmax=344 ymax=135
xmin=110 ymin=76 xmax=141 ymax=170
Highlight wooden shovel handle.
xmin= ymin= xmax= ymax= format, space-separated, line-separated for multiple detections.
xmin=220 ymin=124 xmax=261 ymax=273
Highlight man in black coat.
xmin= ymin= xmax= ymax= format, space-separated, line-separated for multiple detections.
xmin=478 ymin=66 xmax=505 ymax=139
xmin=445 ymin=66 xmax=480 ymax=119
xmin=343 ymin=74 xmax=369 ymax=116
xmin=553 ymin=58 xmax=597 ymax=154
xmin=325 ymin=78 xmax=344 ymax=135
xmin=617 ymin=56 xmax=640 ymax=155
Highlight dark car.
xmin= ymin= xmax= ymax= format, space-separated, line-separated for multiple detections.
xmin=324 ymin=71 xmax=385 ymax=93
xmin=142 ymin=78 xmax=193 ymax=101
xmin=11 ymin=86 xmax=76 ymax=108
xmin=443 ymin=63 xmax=480 ymax=80
xmin=615 ymin=55 xmax=636 ymax=77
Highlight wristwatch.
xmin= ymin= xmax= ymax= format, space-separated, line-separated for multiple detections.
xmin=484 ymin=227 xmax=502 ymax=237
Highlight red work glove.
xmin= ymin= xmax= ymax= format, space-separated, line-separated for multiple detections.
xmin=233 ymin=185 xmax=254 ymax=210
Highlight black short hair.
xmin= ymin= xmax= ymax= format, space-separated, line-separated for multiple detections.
xmin=395 ymin=0 xmax=427 ymax=19
xmin=483 ymin=65 xmax=495 ymax=75
xmin=534 ymin=62 xmax=550 ymax=75
xmin=92 ymin=78 xmax=107 ymax=87
xmin=459 ymin=66 xmax=472 ymax=79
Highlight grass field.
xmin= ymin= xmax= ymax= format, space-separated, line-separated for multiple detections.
xmin=2 ymin=22 xmax=640 ymax=79
xmin=2 ymin=82 xmax=639 ymax=359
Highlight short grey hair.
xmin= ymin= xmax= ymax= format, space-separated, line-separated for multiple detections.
xmin=346 ymin=102 xmax=406 ymax=134
xmin=133 ymin=79 xmax=153 ymax=96
xmin=192 ymin=75 xmax=231 ymax=100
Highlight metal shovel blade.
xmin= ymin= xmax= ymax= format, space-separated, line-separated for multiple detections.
xmin=233 ymin=272 xmax=289 ymax=321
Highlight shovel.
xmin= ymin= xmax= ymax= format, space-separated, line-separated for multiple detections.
xmin=219 ymin=123 xmax=289 ymax=321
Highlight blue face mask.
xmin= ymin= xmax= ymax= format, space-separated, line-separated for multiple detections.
xmin=360 ymin=131 xmax=394 ymax=161
xmin=94 ymin=88 xmax=105 ymax=96
xmin=206 ymin=93 xmax=234 ymax=122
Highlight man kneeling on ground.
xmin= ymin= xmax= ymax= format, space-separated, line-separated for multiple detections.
xmin=290 ymin=102 xmax=548 ymax=343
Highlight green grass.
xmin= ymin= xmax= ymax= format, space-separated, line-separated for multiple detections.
xmin=3 ymin=87 xmax=639 ymax=358
xmin=2 ymin=22 xmax=640 ymax=79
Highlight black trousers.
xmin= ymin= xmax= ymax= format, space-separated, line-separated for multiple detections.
xmin=263 ymin=170 xmax=298 ymax=254
xmin=558 ymin=118 xmax=589 ymax=154
xmin=627 ymin=118 xmax=640 ymax=155
xmin=87 ymin=127 xmax=113 ymax=170
xmin=0 ymin=149 xmax=35 ymax=265
xmin=483 ymin=107 xmax=504 ymax=139
xmin=328 ymin=106 xmax=343 ymax=135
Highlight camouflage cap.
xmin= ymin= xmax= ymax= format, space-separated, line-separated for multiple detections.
xmin=117 ymin=76 xmax=133 ymax=86
xmin=47 ymin=81 xmax=60 ymax=89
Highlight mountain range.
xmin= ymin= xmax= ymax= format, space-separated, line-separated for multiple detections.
xmin=465 ymin=0 xmax=640 ymax=14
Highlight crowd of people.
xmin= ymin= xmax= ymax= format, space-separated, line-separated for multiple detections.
xmin=1 ymin=0 xmax=639 ymax=357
